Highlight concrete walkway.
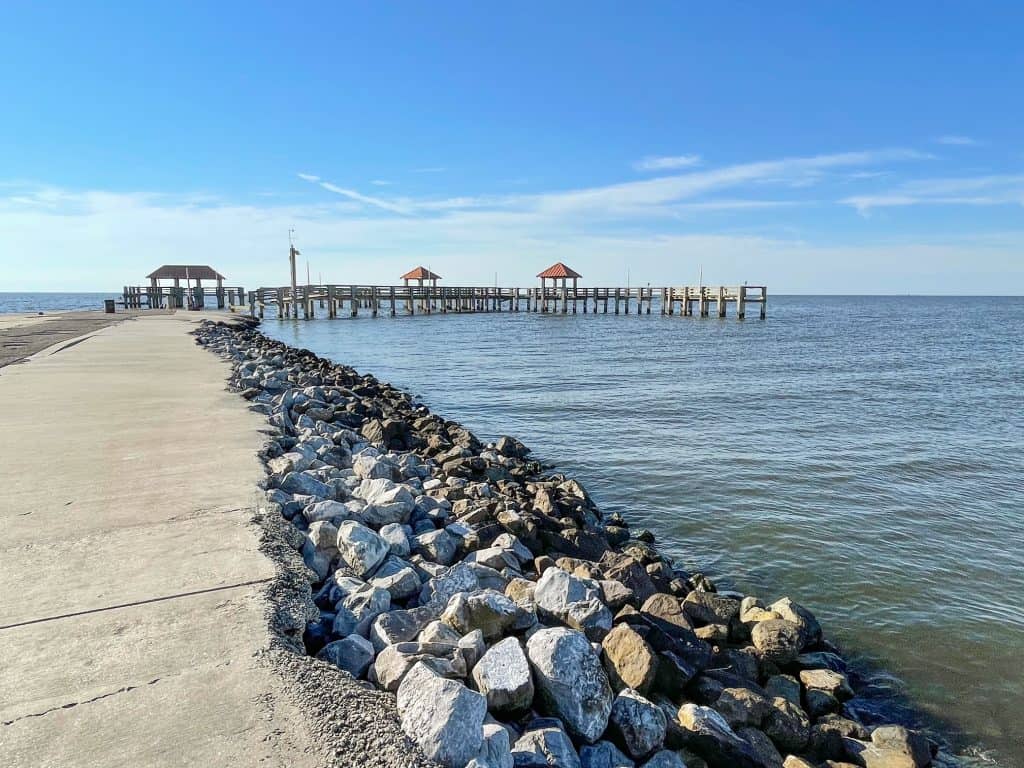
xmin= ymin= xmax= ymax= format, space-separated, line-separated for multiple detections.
xmin=0 ymin=315 xmax=318 ymax=767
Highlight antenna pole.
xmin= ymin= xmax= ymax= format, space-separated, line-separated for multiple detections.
xmin=288 ymin=228 xmax=299 ymax=319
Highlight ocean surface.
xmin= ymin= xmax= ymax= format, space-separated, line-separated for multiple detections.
xmin=264 ymin=295 xmax=1024 ymax=767
xmin=0 ymin=292 xmax=119 ymax=314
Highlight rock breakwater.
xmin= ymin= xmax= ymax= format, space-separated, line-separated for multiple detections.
xmin=194 ymin=319 xmax=946 ymax=768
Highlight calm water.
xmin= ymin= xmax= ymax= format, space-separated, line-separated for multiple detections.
xmin=265 ymin=296 xmax=1023 ymax=766
xmin=0 ymin=292 xmax=117 ymax=314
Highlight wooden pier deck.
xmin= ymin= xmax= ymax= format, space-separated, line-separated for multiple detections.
xmin=123 ymin=284 xmax=246 ymax=310
xmin=247 ymin=284 xmax=766 ymax=320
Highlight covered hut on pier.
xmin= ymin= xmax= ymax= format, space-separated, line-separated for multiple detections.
xmin=146 ymin=264 xmax=226 ymax=309
xmin=400 ymin=266 xmax=442 ymax=288
xmin=537 ymin=262 xmax=581 ymax=293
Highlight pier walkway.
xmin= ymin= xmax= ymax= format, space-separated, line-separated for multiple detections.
xmin=249 ymin=283 xmax=767 ymax=321
xmin=0 ymin=315 xmax=317 ymax=767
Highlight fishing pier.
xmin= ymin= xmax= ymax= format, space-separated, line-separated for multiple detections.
xmin=121 ymin=265 xmax=245 ymax=310
xmin=247 ymin=263 xmax=766 ymax=321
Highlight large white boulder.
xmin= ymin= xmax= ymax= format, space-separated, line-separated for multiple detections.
xmin=526 ymin=627 xmax=613 ymax=744
xmin=397 ymin=662 xmax=487 ymax=768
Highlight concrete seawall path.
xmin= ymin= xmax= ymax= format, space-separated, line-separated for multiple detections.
xmin=0 ymin=314 xmax=319 ymax=767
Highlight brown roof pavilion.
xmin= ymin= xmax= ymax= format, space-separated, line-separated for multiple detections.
xmin=400 ymin=266 xmax=442 ymax=281
xmin=536 ymin=262 xmax=582 ymax=279
xmin=147 ymin=265 xmax=225 ymax=281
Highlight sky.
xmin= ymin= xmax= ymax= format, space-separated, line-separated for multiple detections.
xmin=0 ymin=2 xmax=1021 ymax=294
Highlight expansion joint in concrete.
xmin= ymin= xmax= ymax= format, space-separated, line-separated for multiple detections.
xmin=0 ymin=578 xmax=272 ymax=631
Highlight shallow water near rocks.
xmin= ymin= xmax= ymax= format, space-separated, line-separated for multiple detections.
xmin=264 ymin=295 xmax=1024 ymax=767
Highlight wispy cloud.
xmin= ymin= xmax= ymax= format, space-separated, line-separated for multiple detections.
xmin=935 ymin=135 xmax=981 ymax=146
xmin=634 ymin=154 xmax=702 ymax=172
xmin=298 ymin=173 xmax=411 ymax=215
xmin=370 ymin=180 xmax=393 ymax=186
xmin=293 ymin=148 xmax=929 ymax=222
xmin=842 ymin=174 xmax=1024 ymax=213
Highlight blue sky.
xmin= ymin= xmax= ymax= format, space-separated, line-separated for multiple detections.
xmin=1 ymin=2 xmax=1021 ymax=293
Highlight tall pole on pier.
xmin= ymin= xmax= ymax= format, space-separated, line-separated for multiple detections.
xmin=288 ymin=228 xmax=299 ymax=319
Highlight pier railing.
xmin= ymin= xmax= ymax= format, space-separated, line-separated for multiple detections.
xmin=122 ymin=285 xmax=246 ymax=310
xmin=248 ymin=284 xmax=766 ymax=320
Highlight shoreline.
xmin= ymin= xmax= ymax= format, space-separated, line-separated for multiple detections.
xmin=194 ymin=318 xmax=952 ymax=768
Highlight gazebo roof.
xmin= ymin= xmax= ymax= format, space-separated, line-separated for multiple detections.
xmin=537 ymin=262 xmax=582 ymax=279
xmin=147 ymin=265 xmax=225 ymax=280
xmin=401 ymin=266 xmax=442 ymax=281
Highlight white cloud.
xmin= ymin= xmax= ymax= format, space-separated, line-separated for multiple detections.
xmin=298 ymin=174 xmax=411 ymax=215
xmin=842 ymin=174 xmax=1024 ymax=213
xmin=634 ymin=154 xmax=702 ymax=172
xmin=935 ymin=135 xmax=980 ymax=146
xmin=3 ymin=174 xmax=1021 ymax=294
xmin=14 ymin=146 xmax=1019 ymax=293
xmin=370 ymin=180 xmax=392 ymax=186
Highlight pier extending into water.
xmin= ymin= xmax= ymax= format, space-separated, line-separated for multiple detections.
xmin=247 ymin=283 xmax=767 ymax=321
xmin=122 ymin=283 xmax=247 ymax=310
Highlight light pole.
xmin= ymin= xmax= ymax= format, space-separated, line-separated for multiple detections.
xmin=288 ymin=228 xmax=299 ymax=319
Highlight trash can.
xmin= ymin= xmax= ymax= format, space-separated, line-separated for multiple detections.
xmin=104 ymin=299 xmax=116 ymax=314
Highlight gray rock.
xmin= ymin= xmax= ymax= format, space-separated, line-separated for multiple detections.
xmin=472 ymin=637 xmax=535 ymax=713
xmin=419 ymin=619 xmax=463 ymax=645
xmin=416 ymin=528 xmax=460 ymax=565
xmin=354 ymin=454 xmax=394 ymax=480
xmin=467 ymin=546 xmax=521 ymax=571
xmin=608 ymin=688 xmax=667 ymax=758
xmin=280 ymin=471 xmax=331 ymax=498
xmin=712 ymin=687 xmax=770 ymax=729
xmin=492 ymin=532 xmax=533 ymax=563
xmin=336 ymin=520 xmax=389 ymax=577
xmin=600 ymin=580 xmax=635 ymax=611
xmin=682 ymin=592 xmax=741 ymax=625
xmin=855 ymin=725 xmax=931 ymax=768
xmin=470 ymin=723 xmax=515 ymax=768
xmin=372 ymin=641 xmax=468 ymax=691
xmin=306 ymin=520 xmax=339 ymax=553
xmin=397 ymin=661 xmax=487 ymax=768
xmin=764 ymin=675 xmax=801 ymax=707
xmin=369 ymin=607 xmax=433 ymax=652
xmin=641 ymin=751 xmax=685 ymax=768
xmin=369 ymin=555 xmax=421 ymax=600
xmin=420 ymin=562 xmax=480 ymax=608
xmin=305 ymin=499 xmax=357 ymax=523
xmin=442 ymin=589 xmax=523 ymax=641
xmin=380 ymin=522 xmax=412 ymax=556
xmin=316 ymin=634 xmax=375 ymax=678
xmin=300 ymin=538 xmax=331 ymax=581
xmin=459 ymin=629 xmax=487 ymax=671
xmin=355 ymin=477 xmax=415 ymax=524
xmin=769 ymin=598 xmax=822 ymax=647
xmin=750 ymin=620 xmax=802 ymax=666
xmin=762 ymin=696 xmax=810 ymax=754
xmin=333 ymin=584 xmax=391 ymax=637
xmin=580 ymin=741 xmax=634 ymax=768
xmin=526 ymin=627 xmax=614 ymax=744
xmin=737 ymin=727 xmax=783 ymax=768
xmin=535 ymin=567 xmax=613 ymax=641
xmin=799 ymin=668 xmax=854 ymax=700
xmin=675 ymin=704 xmax=768 ymax=768
xmin=512 ymin=721 xmax=582 ymax=768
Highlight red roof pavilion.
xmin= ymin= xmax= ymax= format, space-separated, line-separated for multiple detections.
xmin=536 ymin=262 xmax=582 ymax=279
xmin=400 ymin=266 xmax=442 ymax=281
xmin=401 ymin=266 xmax=441 ymax=287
